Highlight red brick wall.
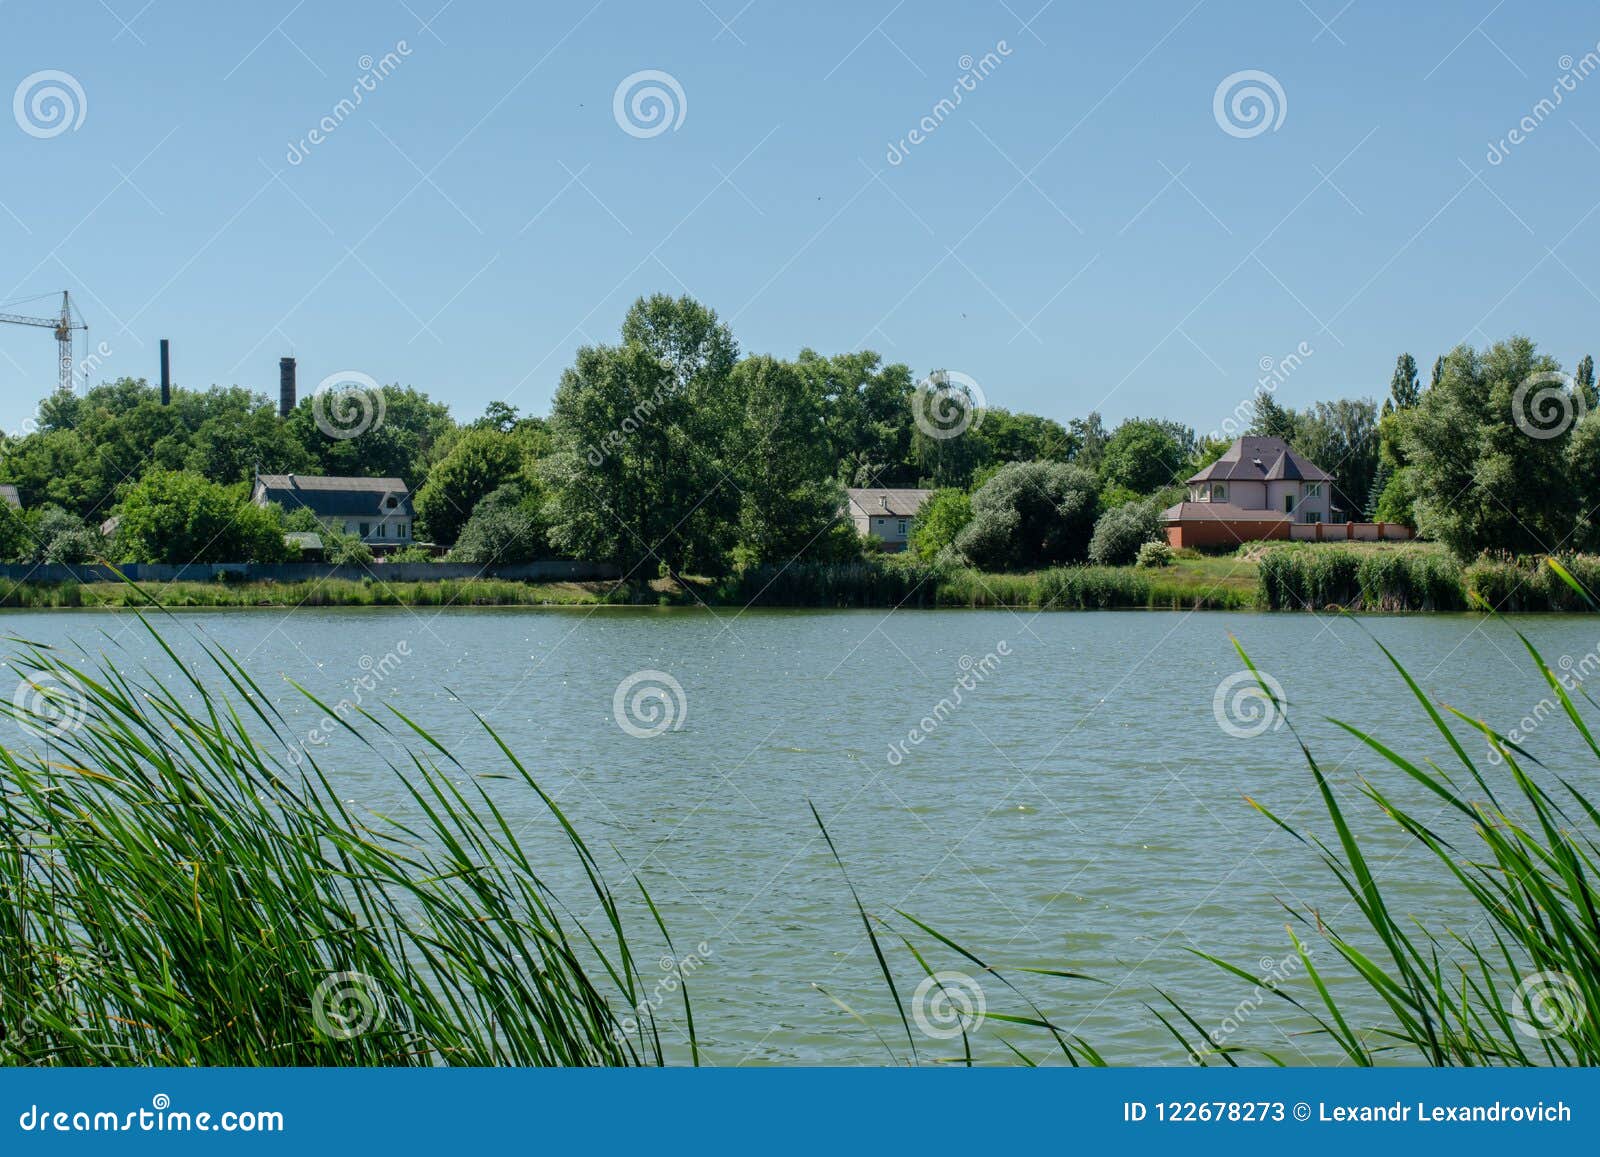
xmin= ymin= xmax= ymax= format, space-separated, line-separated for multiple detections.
xmin=1166 ymin=521 xmax=1291 ymax=549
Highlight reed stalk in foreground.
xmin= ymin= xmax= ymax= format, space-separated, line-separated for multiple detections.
xmin=0 ymin=618 xmax=692 ymax=1066
xmin=824 ymin=558 xmax=1600 ymax=1065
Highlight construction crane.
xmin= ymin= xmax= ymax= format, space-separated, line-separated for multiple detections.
xmin=0 ymin=291 xmax=88 ymax=393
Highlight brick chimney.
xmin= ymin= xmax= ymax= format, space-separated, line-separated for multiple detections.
xmin=159 ymin=339 xmax=170 ymax=406
xmin=279 ymin=357 xmax=296 ymax=418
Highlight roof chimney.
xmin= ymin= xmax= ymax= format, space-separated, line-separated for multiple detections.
xmin=279 ymin=357 xmax=296 ymax=418
xmin=880 ymin=495 xmax=890 ymax=510
xmin=159 ymin=339 xmax=170 ymax=406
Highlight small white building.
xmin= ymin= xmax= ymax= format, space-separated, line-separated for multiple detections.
xmin=845 ymin=487 xmax=933 ymax=553
xmin=252 ymin=473 xmax=416 ymax=550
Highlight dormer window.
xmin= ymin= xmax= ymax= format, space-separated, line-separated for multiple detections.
xmin=1211 ymin=484 xmax=1226 ymax=502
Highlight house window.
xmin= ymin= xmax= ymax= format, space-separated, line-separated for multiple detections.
xmin=398 ymin=523 xmax=408 ymax=539
xmin=359 ymin=522 xmax=370 ymax=537
xmin=1302 ymin=511 xmax=1319 ymax=523
xmin=376 ymin=523 xmax=386 ymax=538
xmin=1305 ymin=482 xmax=1322 ymax=498
xmin=1284 ymin=495 xmax=1296 ymax=513
xmin=897 ymin=519 xmax=908 ymax=536
xmin=1212 ymin=484 xmax=1226 ymax=502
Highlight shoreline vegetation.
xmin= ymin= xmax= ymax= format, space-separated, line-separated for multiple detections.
xmin=3 ymin=566 xmax=1596 ymax=1065
xmin=1 ymin=542 xmax=1595 ymax=612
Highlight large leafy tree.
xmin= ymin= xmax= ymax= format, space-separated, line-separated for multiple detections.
xmin=799 ymin=349 xmax=917 ymax=487
xmin=952 ymin=460 xmax=1098 ymax=571
xmin=907 ymin=488 xmax=973 ymax=562
xmin=113 ymin=470 xmax=291 ymax=563
xmin=283 ymin=385 xmax=453 ymax=486
xmin=1099 ymin=418 xmax=1195 ymax=494
xmin=1390 ymin=353 xmax=1420 ymax=409
xmin=1401 ymin=338 xmax=1580 ymax=557
xmin=414 ymin=427 xmax=529 ymax=546
xmin=1293 ymin=398 xmax=1379 ymax=521
xmin=726 ymin=355 xmax=848 ymax=568
xmin=543 ymin=296 xmax=740 ymax=577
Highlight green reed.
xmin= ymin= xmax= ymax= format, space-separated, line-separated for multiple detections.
xmin=0 ymin=617 xmax=691 ymax=1066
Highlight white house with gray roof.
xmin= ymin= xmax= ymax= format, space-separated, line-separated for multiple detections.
xmin=846 ymin=487 xmax=933 ymax=552
xmin=252 ymin=473 xmax=416 ymax=551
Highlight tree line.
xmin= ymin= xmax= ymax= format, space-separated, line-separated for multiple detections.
xmin=0 ymin=294 xmax=1593 ymax=571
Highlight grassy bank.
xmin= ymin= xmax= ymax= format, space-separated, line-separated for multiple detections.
xmin=1 ymin=543 xmax=1593 ymax=612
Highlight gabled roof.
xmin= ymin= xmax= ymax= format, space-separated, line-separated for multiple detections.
xmin=1187 ymin=436 xmax=1333 ymax=484
xmin=846 ymin=488 xmax=933 ymax=518
xmin=255 ymin=474 xmax=414 ymax=518
xmin=1161 ymin=501 xmax=1291 ymax=523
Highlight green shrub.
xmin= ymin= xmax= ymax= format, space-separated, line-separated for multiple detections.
xmin=1087 ymin=501 xmax=1163 ymax=566
xmin=1134 ymin=540 xmax=1174 ymax=568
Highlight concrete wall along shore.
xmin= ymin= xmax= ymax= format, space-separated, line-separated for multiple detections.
xmin=0 ymin=560 xmax=623 ymax=584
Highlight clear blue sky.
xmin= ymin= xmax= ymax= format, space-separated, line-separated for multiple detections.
xmin=3 ymin=0 xmax=1597 ymax=435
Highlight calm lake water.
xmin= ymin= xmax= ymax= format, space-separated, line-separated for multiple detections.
xmin=4 ymin=605 xmax=1595 ymax=1065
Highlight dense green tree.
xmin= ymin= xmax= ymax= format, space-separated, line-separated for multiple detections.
xmin=1087 ymin=500 xmax=1164 ymax=566
xmin=1390 ymin=353 xmax=1420 ymax=409
xmin=726 ymin=355 xmax=848 ymax=568
xmin=24 ymin=506 xmax=104 ymax=563
xmin=543 ymin=296 xmax=741 ymax=577
xmin=1067 ymin=412 xmax=1108 ymax=473
xmin=952 ymin=461 xmax=1097 ymax=571
xmin=447 ymin=483 xmax=548 ymax=565
xmin=1431 ymin=356 xmax=1444 ymax=390
xmin=1577 ymin=354 xmax=1597 ymax=410
xmin=978 ymin=408 xmax=1075 ymax=465
xmin=1099 ymin=418 xmax=1194 ymax=494
xmin=0 ymin=503 xmax=31 ymax=561
xmin=1248 ymin=390 xmax=1299 ymax=441
xmin=283 ymin=385 xmax=453 ymax=487
xmin=414 ymin=427 xmax=529 ymax=546
xmin=1400 ymin=338 xmax=1579 ymax=557
xmin=1293 ymin=399 xmax=1379 ymax=520
xmin=907 ymin=488 xmax=973 ymax=562
xmin=800 ymin=349 xmax=917 ymax=486
xmin=114 ymin=471 xmax=290 ymax=563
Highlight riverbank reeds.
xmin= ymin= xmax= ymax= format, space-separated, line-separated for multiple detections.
xmin=1257 ymin=544 xmax=1466 ymax=610
xmin=0 ymin=621 xmax=689 ymax=1065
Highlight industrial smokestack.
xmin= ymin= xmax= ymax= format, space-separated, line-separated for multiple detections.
xmin=279 ymin=357 xmax=296 ymax=418
xmin=159 ymin=339 xmax=170 ymax=406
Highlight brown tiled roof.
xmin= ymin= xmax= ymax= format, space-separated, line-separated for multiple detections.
xmin=846 ymin=488 xmax=933 ymax=518
xmin=1187 ymin=436 xmax=1333 ymax=484
xmin=1161 ymin=501 xmax=1292 ymax=523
